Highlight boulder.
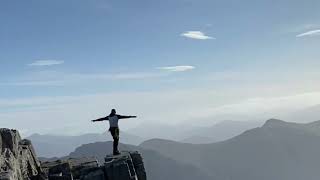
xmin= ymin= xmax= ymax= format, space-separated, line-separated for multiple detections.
xmin=0 ymin=128 xmax=45 ymax=180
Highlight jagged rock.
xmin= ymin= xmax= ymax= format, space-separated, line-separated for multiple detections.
xmin=42 ymin=157 xmax=99 ymax=180
xmin=48 ymin=162 xmax=73 ymax=180
xmin=128 ymin=152 xmax=146 ymax=180
xmin=104 ymin=152 xmax=141 ymax=180
xmin=42 ymin=151 xmax=147 ymax=180
xmin=104 ymin=151 xmax=146 ymax=180
xmin=0 ymin=128 xmax=45 ymax=180
xmin=80 ymin=167 xmax=105 ymax=180
xmin=0 ymin=128 xmax=147 ymax=180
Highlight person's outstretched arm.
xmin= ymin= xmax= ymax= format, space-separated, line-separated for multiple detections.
xmin=117 ymin=115 xmax=137 ymax=119
xmin=92 ymin=116 xmax=109 ymax=122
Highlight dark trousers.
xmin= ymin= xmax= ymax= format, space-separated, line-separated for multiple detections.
xmin=109 ymin=127 xmax=120 ymax=153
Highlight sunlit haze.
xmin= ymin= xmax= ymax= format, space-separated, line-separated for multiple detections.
xmin=1 ymin=0 xmax=320 ymax=136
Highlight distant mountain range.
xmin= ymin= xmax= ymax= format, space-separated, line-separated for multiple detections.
xmin=59 ymin=142 xmax=213 ymax=180
xmin=28 ymin=131 xmax=144 ymax=157
xmin=180 ymin=120 xmax=262 ymax=144
xmin=29 ymin=120 xmax=262 ymax=157
xmin=36 ymin=119 xmax=320 ymax=180
xmin=127 ymin=120 xmax=262 ymax=144
xmin=140 ymin=119 xmax=320 ymax=180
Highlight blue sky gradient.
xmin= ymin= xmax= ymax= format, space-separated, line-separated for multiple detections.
xmin=1 ymin=0 xmax=320 ymax=135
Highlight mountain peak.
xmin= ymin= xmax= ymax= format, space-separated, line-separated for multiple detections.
xmin=263 ymin=118 xmax=287 ymax=128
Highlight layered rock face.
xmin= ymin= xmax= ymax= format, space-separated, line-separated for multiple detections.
xmin=104 ymin=151 xmax=147 ymax=180
xmin=42 ymin=151 xmax=147 ymax=180
xmin=0 ymin=128 xmax=44 ymax=180
xmin=0 ymin=128 xmax=147 ymax=180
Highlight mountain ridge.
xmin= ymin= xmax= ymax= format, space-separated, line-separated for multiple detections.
xmin=27 ymin=131 xmax=144 ymax=157
xmin=140 ymin=119 xmax=320 ymax=180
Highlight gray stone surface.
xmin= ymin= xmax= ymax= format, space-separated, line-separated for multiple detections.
xmin=104 ymin=152 xmax=137 ymax=180
xmin=1 ymin=128 xmax=147 ymax=180
xmin=104 ymin=151 xmax=146 ymax=180
xmin=129 ymin=152 xmax=147 ymax=180
xmin=0 ymin=128 xmax=44 ymax=180
xmin=42 ymin=151 xmax=147 ymax=180
xmin=80 ymin=168 xmax=105 ymax=180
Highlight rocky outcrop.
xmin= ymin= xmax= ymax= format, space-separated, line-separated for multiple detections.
xmin=42 ymin=151 xmax=147 ymax=180
xmin=0 ymin=128 xmax=44 ymax=180
xmin=0 ymin=128 xmax=147 ymax=180
xmin=41 ymin=157 xmax=99 ymax=180
xmin=104 ymin=151 xmax=147 ymax=180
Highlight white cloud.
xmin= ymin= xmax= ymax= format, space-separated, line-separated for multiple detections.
xmin=181 ymin=31 xmax=214 ymax=40
xmin=75 ymin=72 xmax=166 ymax=80
xmin=28 ymin=60 xmax=65 ymax=66
xmin=158 ymin=66 xmax=195 ymax=72
xmin=296 ymin=29 xmax=320 ymax=37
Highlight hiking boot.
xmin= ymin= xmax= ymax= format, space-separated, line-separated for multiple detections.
xmin=113 ymin=151 xmax=121 ymax=155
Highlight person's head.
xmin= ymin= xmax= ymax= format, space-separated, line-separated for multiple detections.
xmin=110 ymin=109 xmax=116 ymax=115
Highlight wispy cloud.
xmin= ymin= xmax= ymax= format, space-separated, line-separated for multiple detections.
xmin=28 ymin=60 xmax=65 ymax=66
xmin=0 ymin=71 xmax=168 ymax=87
xmin=181 ymin=31 xmax=214 ymax=40
xmin=2 ymin=64 xmax=195 ymax=87
xmin=296 ymin=29 xmax=320 ymax=37
xmin=158 ymin=65 xmax=195 ymax=72
xmin=73 ymin=72 xmax=166 ymax=80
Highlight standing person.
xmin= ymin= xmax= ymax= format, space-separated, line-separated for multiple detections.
xmin=92 ymin=109 xmax=137 ymax=155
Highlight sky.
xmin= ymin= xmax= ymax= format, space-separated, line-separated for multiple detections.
xmin=1 ymin=0 xmax=320 ymax=136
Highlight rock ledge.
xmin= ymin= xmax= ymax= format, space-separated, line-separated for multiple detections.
xmin=0 ymin=128 xmax=147 ymax=180
xmin=42 ymin=151 xmax=147 ymax=180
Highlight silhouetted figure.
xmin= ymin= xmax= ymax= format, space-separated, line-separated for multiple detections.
xmin=92 ymin=109 xmax=137 ymax=155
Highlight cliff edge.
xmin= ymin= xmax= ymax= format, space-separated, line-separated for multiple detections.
xmin=0 ymin=128 xmax=147 ymax=180
xmin=0 ymin=128 xmax=44 ymax=180
xmin=42 ymin=151 xmax=147 ymax=180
